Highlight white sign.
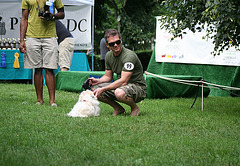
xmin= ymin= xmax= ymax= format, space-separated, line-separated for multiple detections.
xmin=155 ymin=16 xmax=240 ymax=66
xmin=63 ymin=5 xmax=92 ymax=50
xmin=0 ymin=3 xmax=21 ymax=40
xmin=62 ymin=0 xmax=94 ymax=6
xmin=0 ymin=1 xmax=92 ymax=50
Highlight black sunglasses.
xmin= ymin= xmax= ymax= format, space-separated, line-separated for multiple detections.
xmin=108 ymin=40 xmax=121 ymax=47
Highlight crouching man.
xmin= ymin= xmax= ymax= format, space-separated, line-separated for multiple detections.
xmin=89 ymin=29 xmax=147 ymax=116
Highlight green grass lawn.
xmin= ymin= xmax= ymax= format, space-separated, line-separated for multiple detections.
xmin=0 ymin=83 xmax=239 ymax=166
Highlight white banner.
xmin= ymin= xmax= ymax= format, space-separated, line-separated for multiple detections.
xmin=0 ymin=0 xmax=94 ymax=5
xmin=62 ymin=0 xmax=94 ymax=6
xmin=0 ymin=3 xmax=21 ymax=40
xmin=63 ymin=5 xmax=92 ymax=50
xmin=0 ymin=1 xmax=92 ymax=50
xmin=155 ymin=16 xmax=240 ymax=66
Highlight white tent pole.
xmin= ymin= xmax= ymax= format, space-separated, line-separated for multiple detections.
xmin=202 ymin=80 xmax=204 ymax=111
xmin=91 ymin=4 xmax=94 ymax=71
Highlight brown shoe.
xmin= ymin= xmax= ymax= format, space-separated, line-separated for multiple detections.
xmin=112 ymin=109 xmax=125 ymax=116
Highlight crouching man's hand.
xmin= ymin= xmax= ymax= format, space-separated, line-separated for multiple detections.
xmin=93 ymin=88 xmax=104 ymax=98
xmin=88 ymin=77 xmax=100 ymax=86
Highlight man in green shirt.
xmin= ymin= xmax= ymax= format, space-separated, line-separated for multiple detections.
xmin=89 ymin=29 xmax=147 ymax=116
xmin=20 ymin=0 xmax=64 ymax=107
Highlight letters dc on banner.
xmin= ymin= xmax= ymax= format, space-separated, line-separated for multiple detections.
xmin=63 ymin=5 xmax=92 ymax=50
xmin=0 ymin=2 xmax=92 ymax=50
xmin=155 ymin=16 xmax=240 ymax=66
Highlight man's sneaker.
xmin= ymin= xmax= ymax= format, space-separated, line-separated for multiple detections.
xmin=36 ymin=101 xmax=44 ymax=105
xmin=50 ymin=103 xmax=57 ymax=107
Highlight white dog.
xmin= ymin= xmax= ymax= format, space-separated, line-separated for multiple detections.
xmin=67 ymin=90 xmax=100 ymax=117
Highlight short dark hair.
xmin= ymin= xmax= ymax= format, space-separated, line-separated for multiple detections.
xmin=104 ymin=29 xmax=121 ymax=43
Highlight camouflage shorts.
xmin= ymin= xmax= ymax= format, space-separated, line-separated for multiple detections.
xmin=91 ymin=83 xmax=147 ymax=103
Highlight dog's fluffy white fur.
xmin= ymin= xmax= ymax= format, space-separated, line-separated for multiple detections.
xmin=67 ymin=90 xmax=100 ymax=117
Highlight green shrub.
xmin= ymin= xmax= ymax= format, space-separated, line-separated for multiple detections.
xmin=135 ymin=49 xmax=152 ymax=71
xmin=86 ymin=54 xmax=102 ymax=71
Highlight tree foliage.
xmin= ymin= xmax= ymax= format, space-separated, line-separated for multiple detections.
xmin=94 ymin=0 xmax=167 ymax=52
xmin=160 ymin=0 xmax=240 ymax=55
xmin=120 ymin=0 xmax=164 ymax=50
xmin=94 ymin=0 xmax=118 ymax=53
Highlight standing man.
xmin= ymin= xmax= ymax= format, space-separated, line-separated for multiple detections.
xmin=55 ymin=20 xmax=74 ymax=71
xmin=89 ymin=29 xmax=147 ymax=116
xmin=20 ymin=0 xmax=65 ymax=107
xmin=99 ymin=37 xmax=108 ymax=70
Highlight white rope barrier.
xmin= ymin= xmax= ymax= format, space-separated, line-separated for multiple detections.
xmin=145 ymin=71 xmax=205 ymax=110
xmin=145 ymin=71 xmax=202 ymax=83
xmin=144 ymin=71 xmax=240 ymax=111
xmin=145 ymin=71 xmax=240 ymax=91
xmin=202 ymin=80 xmax=240 ymax=91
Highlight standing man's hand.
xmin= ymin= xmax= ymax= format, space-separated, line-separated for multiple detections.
xmin=19 ymin=41 xmax=26 ymax=53
xmin=20 ymin=9 xmax=29 ymax=54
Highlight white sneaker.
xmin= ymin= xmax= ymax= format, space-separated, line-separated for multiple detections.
xmin=36 ymin=101 xmax=44 ymax=105
xmin=50 ymin=103 xmax=57 ymax=107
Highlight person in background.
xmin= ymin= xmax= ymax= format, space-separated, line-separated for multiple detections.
xmin=55 ymin=20 xmax=74 ymax=71
xmin=20 ymin=0 xmax=65 ymax=107
xmin=99 ymin=36 xmax=109 ymax=70
xmin=89 ymin=29 xmax=147 ymax=116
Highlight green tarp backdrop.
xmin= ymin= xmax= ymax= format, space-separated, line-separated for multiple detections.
xmin=56 ymin=71 xmax=210 ymax=99
xmin=55 ymin=48 xmax=240 ymax=98
xmin=147 ymin=48 xmax=240 ymax=97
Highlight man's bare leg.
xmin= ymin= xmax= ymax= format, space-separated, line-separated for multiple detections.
xmin=115 ymin=89 xmax=140 ymax=116
xmin=45 ymin=68 xmax=56 ymax=105
xmin=60 ymin=67 xmax=68 ymax=71
xmin=98 ymin=97 xmax=125 ymax=116
xmin=34 ymin=68 xmax=44 ymax=104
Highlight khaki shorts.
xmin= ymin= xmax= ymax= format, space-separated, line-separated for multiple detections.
xmin=24 ymin=37 xmax=58 ymax=69
xmin=91 ymin=83 xmax=147 ymax=103
xmin=58 ymin=37 xmax=75 ymax=69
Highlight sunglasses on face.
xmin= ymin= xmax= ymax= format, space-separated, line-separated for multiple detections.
xmin=108 ymin=40 xmax=121 ymax=47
